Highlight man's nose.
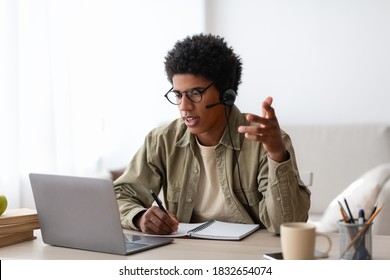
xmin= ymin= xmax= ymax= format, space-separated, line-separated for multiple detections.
xmin=179 ymin=94 xmax=193 ymax=110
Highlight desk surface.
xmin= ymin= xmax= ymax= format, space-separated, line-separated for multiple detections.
xmin=1 ymin=229 xmax=390 ymax=260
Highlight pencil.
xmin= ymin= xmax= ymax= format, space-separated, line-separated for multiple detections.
xmin=340 ymin=206 xmax=383 ymax=259
xmin=338 ymin=200 xmax=349 ymax=223
xmin=339 ymin=206 xmax=348 ymax=223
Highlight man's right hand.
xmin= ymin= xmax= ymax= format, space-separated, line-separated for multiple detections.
xmin=134 ymin=206 xmax=179 ymax=234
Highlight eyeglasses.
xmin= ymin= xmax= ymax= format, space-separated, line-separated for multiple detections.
xmin=164 ymin=82 xmax=214 ymax=105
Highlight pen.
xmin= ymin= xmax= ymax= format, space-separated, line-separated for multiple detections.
xmin=343 ymin=197 xmax=354 ymax=223
xmin=150 ymin=190 xmax=169 ymax=215
xmin=358 ymin=209 xmax=365 ymax=224
xmin=369 ymin=204 xmax=377 ymax=219
xmin=357 ymin=209 xmax=367 ymax=259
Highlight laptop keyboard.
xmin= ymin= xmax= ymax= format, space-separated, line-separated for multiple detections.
xmin=125 ymin=241 xmax=148 ymax=250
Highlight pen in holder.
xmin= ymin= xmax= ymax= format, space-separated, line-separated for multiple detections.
xmin=339 ymin=206 xmax=382 ymax=260
xmin=338 ymin=220 xmax=372 ymax=260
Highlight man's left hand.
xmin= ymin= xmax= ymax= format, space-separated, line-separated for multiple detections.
xmin=238 ymin=96 xmax=287 ymax=162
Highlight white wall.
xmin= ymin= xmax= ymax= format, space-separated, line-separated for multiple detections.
xmin=205 ymin=0 xmax=390 ymax=125
xmin=104 ymin=0 xmax=390 ymax=171
xmin=97 ymin=0 xmax=206 ymax=170
xmin=1 ymin=0 xmax=207 ymax=208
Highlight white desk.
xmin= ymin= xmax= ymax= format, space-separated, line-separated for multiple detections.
xmin=1 ymin=229 xmax=390 ymax=260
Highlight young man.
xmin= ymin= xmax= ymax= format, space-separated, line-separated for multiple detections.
xmin=114 ymin=33 xmax=310 ymax=235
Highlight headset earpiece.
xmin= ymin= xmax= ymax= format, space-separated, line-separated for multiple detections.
xmin=205 ymin=88 xmax=237 ymax=109
xmin=221 ymin=89 xmax=236 ymax=106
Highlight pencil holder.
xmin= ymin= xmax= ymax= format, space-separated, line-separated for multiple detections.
xmin=338 ymin=220 xmax=372 ymax=260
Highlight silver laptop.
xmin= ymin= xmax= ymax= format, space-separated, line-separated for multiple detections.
xmin=29 ymin=173 xmax=173 ymax=255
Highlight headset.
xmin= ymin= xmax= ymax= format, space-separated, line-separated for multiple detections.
xmin=205 ymin=89 xmax=237 ymax=109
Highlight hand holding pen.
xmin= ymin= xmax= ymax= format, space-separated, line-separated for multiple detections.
xmin=133 ymin=190 xmax=179 ymax=235
xmin=150 ymin=190 xmax=169 ymax=215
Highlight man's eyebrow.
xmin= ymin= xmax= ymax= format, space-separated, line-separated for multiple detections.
xmin=172 ymin=85 xmax=205 ymax=92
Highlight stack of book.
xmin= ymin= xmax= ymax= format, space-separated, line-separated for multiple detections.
xmin=0 ymin=208 xmax=40 ymax=247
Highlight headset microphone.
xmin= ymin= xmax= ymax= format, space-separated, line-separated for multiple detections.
xmin=205 ymin=102 xmax=223 ymax=109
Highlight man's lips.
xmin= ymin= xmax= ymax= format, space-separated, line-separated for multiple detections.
xmin=183 ymin=116 xmax=199 ymax=127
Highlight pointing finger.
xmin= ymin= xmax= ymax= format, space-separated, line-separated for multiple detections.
xmin=262 ymin=96 xmax=276 ymax=119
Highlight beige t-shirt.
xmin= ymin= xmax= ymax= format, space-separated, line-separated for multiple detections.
xmin=191 ymin=140 xmax=239 ymax=223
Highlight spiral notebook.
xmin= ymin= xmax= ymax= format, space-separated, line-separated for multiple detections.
xmin=147 ymin=220 xmax=260 ymax=240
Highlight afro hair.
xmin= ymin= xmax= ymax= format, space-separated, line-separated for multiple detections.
xmin=164 ymin=33 xmax=242 ymax=94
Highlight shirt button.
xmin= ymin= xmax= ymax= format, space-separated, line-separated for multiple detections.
xmin=278 ymin=168 xmax=286 ymax=175
xmin=276 ymin=197 xmax=281 ymax=201
xmin=194 ymin=169 xmax=198 ymax=173
xmin=187 ymin=198 xmax=193 ymax=203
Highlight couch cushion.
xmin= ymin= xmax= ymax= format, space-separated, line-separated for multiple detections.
xmin=316 ymin=163 xmax=390 ymax=234
xmin=371 ymin=179 xmax=390 ymax=235
xmin=284 ymin=124 xmax=390 ymax=215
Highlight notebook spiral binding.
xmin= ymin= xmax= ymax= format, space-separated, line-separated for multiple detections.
xmin=188 ymin=220 xmax=216 ymax=233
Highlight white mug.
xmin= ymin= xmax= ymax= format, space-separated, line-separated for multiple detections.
xmin=280 ymin=222 xmax=332 ymax=260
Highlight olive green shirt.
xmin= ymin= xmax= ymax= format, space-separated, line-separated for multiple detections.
xmin=114 ymin=105 xmax=310 ymax=233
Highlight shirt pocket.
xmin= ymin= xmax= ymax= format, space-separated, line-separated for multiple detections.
xmin=166 ymin=185 xmax=182 ymax=214
xmin=167 ymin=184 xmax=182 ymax=201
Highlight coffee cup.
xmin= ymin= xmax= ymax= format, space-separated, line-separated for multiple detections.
xmin=280 ymin=222 xmax=332 ymax=260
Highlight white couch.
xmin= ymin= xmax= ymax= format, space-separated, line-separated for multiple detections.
xmin=284 ymin=123 xmax=390 ymax=235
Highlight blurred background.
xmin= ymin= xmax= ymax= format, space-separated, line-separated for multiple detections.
xmin=1 ymin=0 xmax=389 ymax=209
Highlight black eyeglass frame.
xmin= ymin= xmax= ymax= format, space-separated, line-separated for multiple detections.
xmin=164 ymin=82 xmax=215 ymax=105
